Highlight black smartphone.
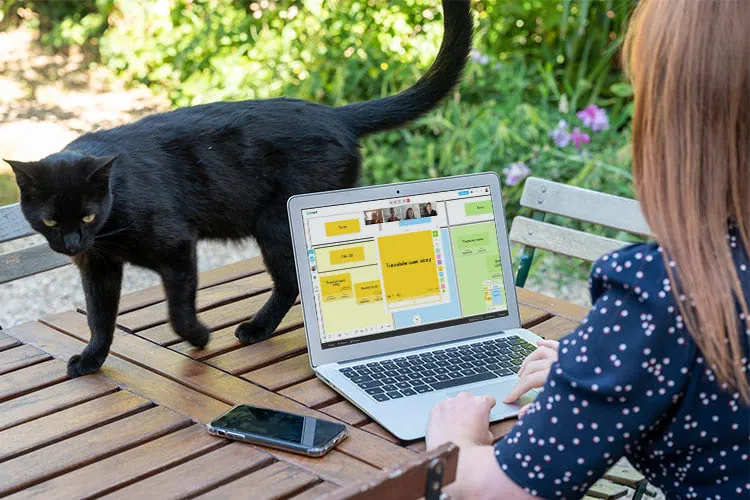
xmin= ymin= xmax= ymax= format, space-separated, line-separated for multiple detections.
xmin=207 ymin=404 xmax=348 ymax=457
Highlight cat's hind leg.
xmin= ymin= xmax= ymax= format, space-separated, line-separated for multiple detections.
xmin=160 ymin=241 xmax=210 ymax=348
xmin=236 ymin=207 xmax=298 ymax=345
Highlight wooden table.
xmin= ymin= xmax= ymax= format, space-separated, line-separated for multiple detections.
xmin=0 ymin=257 xmax=638 ymax=499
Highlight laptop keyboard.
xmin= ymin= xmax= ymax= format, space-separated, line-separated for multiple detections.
xmin=338 ymin=335 xmax=537 ymax=402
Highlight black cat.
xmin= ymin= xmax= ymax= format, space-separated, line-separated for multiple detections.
xmin=7 ymin=0 xmax=472 ymax=379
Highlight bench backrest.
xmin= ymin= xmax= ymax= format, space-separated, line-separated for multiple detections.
xmin=325 ymin=442 xmax=458 ymax=500
xmin=0 ymin=203 xmax=70 ymax=285
xmin=509 ymin=177 xmax=653 ymax=287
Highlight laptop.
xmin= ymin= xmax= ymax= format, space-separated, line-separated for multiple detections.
xmin=287 ymin=172 xmax=543 ymax=440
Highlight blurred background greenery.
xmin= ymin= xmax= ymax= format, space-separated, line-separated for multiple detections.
xmin=0 ymin=0 xmax=637 ymax=288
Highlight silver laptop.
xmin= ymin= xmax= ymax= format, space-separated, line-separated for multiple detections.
xmin=287 ymin=172 xmax=542 ymax=440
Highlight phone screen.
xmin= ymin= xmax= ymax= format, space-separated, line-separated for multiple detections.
xmin=211 ymin=405 xmax=345 ymax=448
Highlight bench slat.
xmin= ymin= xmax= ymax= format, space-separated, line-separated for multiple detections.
xmin=510 ymin=216 xmax=627 ymax=263
xmin=0 ymin=203 xmax=34 ymax=243
xmin=520 ymin=177 xmax=652 ymax=237
xmin=0 ymin=244 xmax=70 ymax=285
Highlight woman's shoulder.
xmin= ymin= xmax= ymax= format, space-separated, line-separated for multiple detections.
xmin=588 ymin=242 xmax=671 ymax=303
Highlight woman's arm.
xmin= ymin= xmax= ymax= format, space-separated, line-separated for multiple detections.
xmin=426 ymin=393 xmax=537 ymax=500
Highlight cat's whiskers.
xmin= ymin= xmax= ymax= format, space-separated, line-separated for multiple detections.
xmin=95 ymin=223 xmax=134 ymax=240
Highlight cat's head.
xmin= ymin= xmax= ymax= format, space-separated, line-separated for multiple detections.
xmin=6 ymin=152 xmax=116 ymax=256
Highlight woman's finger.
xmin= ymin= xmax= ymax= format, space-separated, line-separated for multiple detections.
xmin=518 ymin=403 xmax=532 ymax=418
xmin=537 ymin=339 xmax=560 ymax=350
xmin=518 ymin=346 xmax=557 ymax=376
xmin=520 ymin=358 xmax=554 ymax=379
xmin=503 ymin=370 xmax=548 ymax=403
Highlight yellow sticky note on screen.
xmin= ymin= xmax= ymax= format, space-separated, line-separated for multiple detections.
xmin=320 ymin=273 xmax=353 ymax=302
xmin=377 ymin=230 xmax=440 ymax=305
xmin=330 ymin=245 xmax=365 ymax=265
xmin=325 ymin=219 xmax=360 ymax=236
xmin=354 ymin=280 xmax=383 ymax=304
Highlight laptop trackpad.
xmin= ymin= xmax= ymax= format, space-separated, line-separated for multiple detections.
xmin=448 ymin=381 xmax=537 ymax=420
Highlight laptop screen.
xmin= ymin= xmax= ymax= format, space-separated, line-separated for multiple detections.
xmin=300 ymin=185 xmax=510 ymax=349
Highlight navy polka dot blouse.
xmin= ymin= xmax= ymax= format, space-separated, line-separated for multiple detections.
xmin=494 ymin=231 xmax=750 ymax=498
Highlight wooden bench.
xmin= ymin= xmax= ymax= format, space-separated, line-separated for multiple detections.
xmin=509 ymin=177 xmax=652 ymax=287
xmin=0 ymin=203 xmax=70 ymax=286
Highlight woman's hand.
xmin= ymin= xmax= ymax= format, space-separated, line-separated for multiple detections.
xmin=503 ymin=339 xmax=559 ymax=416
xmin=425 ymin=393 xmax=538 ymax=499
xmin=426 ymin=392 xmax=495 ymax=450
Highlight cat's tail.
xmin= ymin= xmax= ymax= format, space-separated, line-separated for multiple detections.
xmin=336 ymin=0 xmax=472 ymax=138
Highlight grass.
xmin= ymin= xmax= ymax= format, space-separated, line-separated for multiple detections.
xmin=0 ymin=173 xmax=19 ymax=207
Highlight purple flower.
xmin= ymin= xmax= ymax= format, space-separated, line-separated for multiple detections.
xmin=470 ymin=49 xmax=489 ymax=65
xmin=576 ymin=105 xmax=609 ymax=132
xmin=549 ymin=119 xmax=571 ymax=148
xmin=503 ymin=161 xmax=531 ymax=186
xmin=571 ymin=128 xmax=590 ymax=149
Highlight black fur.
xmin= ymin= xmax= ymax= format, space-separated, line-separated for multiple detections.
xmin=7 ymin=0 xmax=472 ymax=378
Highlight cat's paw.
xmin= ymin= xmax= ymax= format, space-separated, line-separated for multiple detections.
xmin=235 ymin=320 xmax=274 ymax=345
xmin=67 ymin=354 xmax=103 ymax=378
xmin=176 ymin=323 xmax=210 ymax=348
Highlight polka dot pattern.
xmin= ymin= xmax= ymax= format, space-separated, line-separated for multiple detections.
xmin=494 ymin=235 xmax=750 ymax=498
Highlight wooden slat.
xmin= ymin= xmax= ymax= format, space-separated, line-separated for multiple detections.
xmin=530 ymin=316 xmax=580 ymax=341
xmin=195 ymin=461 xmax=321 ymax=500
xmin=280 ymin=378 xmax=342 ymax=409
xmin=101 ymin=441 xmax=273 ymax=500
xmin=520 ymin=177 xmax=652 ymax=237
xmin=7 ymin=321 xmax=230 ymax=424
xmin=519 ymin=304 xmax=551 ymax=328
xmin=289 ymin=481 xmax=340 ymax=499
xmin=87 ymin=256 xmax=267 ymax=316
xmin=510 ymin=216 xmax=627 ymax=263
xmin=328 ymin=443 xmax=458 ymax=500
xmin=0 ymin=244 xmax=71 ymax=285
xmin=603 ymin=459 xmax=647 ymax=489
xmin=0 ymin=359 xmax=68 ymax=403
xmin=208 ymin=327 xmax=308 ymax=373
xmin=361 ymin=422 xmax=400 ymax=444
xmin=27 ymin=314 xmax=415 ymax=477
xmin=585 ymin=478 xmax=630 ymax=499
xmin=171 ymin=304 xmax=304 ymax=359
xmin=0 ymin=332 xmax=21 ymax=352
xmin=516 ymin=287 xmax=589 ymax=322
xmin=0 ymin=406 xmax=190 ymax=496
xmin=242 ymin=353 xmax=315 ymax=391
xmin=0 ymin=376 xmax=118 ymax=431
xmin=0 ymin=390 xmax=151 ymax=462
xmin=0 ymin=344 xmax=51 ymax=375
xmin=117 ymin=272 xmax=275 ymax=332
xmin=0 ymin=203 xmax=34 ymax=242
xmin=15 ymin=425 xmax=227 ymax=499
xmin=131 ymin=291 xmax=273 ymax=342
xmin=321 ymin=401 xmax=370 ymax=427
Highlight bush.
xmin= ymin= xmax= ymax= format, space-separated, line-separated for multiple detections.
xmin=1 ymin=0 xmax=636 ymax=223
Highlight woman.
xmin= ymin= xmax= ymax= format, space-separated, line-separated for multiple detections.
xmin=405 ymin=207 xmax=417 ymax=220
xmin=426 ymin=1 xmax=750 ymax=498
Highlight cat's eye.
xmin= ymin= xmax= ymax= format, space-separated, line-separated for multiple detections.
xmin=81 ymin=214 xmax=96 ymax=224
xmin=42 ymin=219 xmax=57 ymax=227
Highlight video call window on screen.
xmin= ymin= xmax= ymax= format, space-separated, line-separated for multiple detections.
xmin=365 ymin=202 xmax=438 ymax=225
xmin=301 ymin=187 xmax=508 ymax=348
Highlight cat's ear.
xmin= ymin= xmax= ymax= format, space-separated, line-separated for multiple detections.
xmin=86 ymin=156 xmax=117 ymax=185
xmin=4 ymin=159 xmax=38 ymax=191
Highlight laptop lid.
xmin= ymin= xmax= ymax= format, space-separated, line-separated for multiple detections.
xmin=287 ymin=172 xmax=522 ymax=368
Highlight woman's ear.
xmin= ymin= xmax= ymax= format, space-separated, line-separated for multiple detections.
xmin=4 ymin=159 xmax=38 ymax=191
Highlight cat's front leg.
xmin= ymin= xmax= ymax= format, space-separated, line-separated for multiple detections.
xmin=160 ymin=242 xmax=210 ymax=348
xmin=68 ymin=255 xmax=123 ymax=378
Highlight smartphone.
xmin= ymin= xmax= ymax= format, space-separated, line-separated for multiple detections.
xmin=207 ymin=404 xmax=348 ymax=457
